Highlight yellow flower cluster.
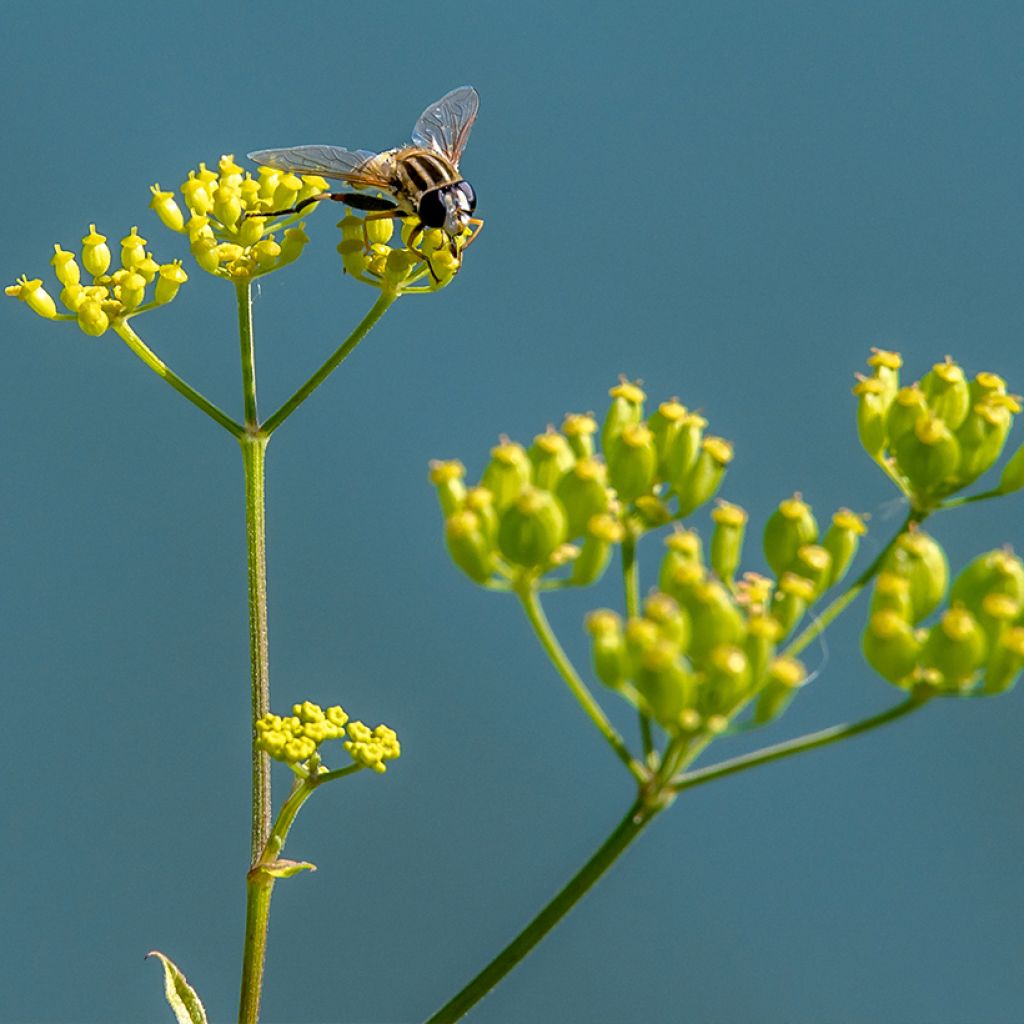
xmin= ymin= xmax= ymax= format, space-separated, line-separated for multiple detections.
xmin=150 ymin=155 xmax=320 ymax=280
xmin=6 ymin=225 xmax=187 ymax=337
xmin=343 ymin=722 xmax=402 ymax=773
xmin=336 ymin=212 xmax=474 ymax=293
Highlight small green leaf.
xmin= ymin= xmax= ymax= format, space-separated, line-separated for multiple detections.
xmin=146 ymin=950 xmax=208 ymax=1024
xmin=262 ymin=858 xmax=317 ymax=879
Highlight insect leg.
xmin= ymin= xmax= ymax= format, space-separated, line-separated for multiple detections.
xmin=246 ymin=192 xmax=399 ymax=220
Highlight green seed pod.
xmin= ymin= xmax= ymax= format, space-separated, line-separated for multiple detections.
xmin=790 ymin=544 xmax=833 ymax=598
xmin=870 ymin=571 xmax=914 ymax=620
xmin=822 ymin=508 xmax=867 ymax=587
xmin=753 ymin=656 xmax=808 ymax=724
xmin=606 ymin=422 xmax=658 ymax=502
xmin=675 ymin=436 xmax=733 ymax=517
xmin=465 ymin=487 xmax=498 ymax=548
xmin=744 ymin=614 xmax=782 ymax=688
xmin=699 ymin=644 xmax=751 ymax=718
xmin=647 ymin=398 xmax=688 ymax=477
xmin=528 ymin=428 xmax=576 ymax=492
xmin=886 ymin=384 xmax=929 ymax=446
xmin=970 ymin=371 xmax=1008 ymax=402
xmin=771 ymin=572 xmax=816 ymax=634
xmin=893 ymin=413 xmax=961 ymax=496
xmin=601 ymin=379 xmax=646 ymax=459
xmin=445 ymin=510 xmax=496 ymax=584
xmin=949 ymin=548 xmax=1024 ymax=613
xmin=555 ymin=457 xmax=610 ymax=538
xmin=882 ymin=530 xmax=949 ymax=624
xmin=685 ymin=578 xmax=746 ymax=665
xmin=659 ymin=529 xmax=704 ymax=595
xmin=983 ymin=626 xmax=1024 ymax=695
xmin=867 ymin=348 xmax=903 ymax=396
xmin=428 ymin=459 xmax=467 ymax=516
xmin=570 ymin=513 xmax=624 ymax=586
xmin=853 ymin=376 xmax=891 ymax=460
xmin=663 ymin=411 xmax=707 ymax=491
xmin=710 ymin=501 xmax=747 ymax=585
xmin=634 ymin=641 xmax=696 ymax=732
xmin=953 ymin=395 xmax=1016 ymax=488
xmin=643 ymin=591 xmax=691 ymax=653
xmin=481 ymin=438 xmax=532 ymax=512
xmin=562 ymin=413 xmax=598 ymax=460
xmin=919 ymin=605 xmax=988 ymax=691
xmin=585 ymin=609 xmax=630 ymax=690
xmin=920 ymin=356 xmax=971 ymax=431
xmin=660 ymin=560 xmax=706 ymax=610
xmin=496 ymin=487 xmax=568 ymax=568
xmin=862 ymin=609 xmax=923 ymax=687
xmin=998 ymin=441 xmax=1024 ymax=495
xmin=763 ymin=494 xmax=819 ymax=579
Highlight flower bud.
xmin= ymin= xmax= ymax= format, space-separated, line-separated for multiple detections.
xmin=867 ymin=348 xmax=903 ymax=393
xmin=445 ymin=509 xmax=495 ymax=584
xmin=643 ymin=591 xmax=691 ymax=652
xmin=920 ymin=605 xmax=988 ymax=690
xmin=586 ymin=610 xmax=629 ymax=690
xmin=870 ymin=571 xmax=914 ymax=620
xmin=893 ymin=413 xmax=960 ymax=496
xmin=700 ymin=644 xmax=751 ymax=717
xmin=601 ymin=379 xmax=646 ymax=457
xmin=821 ymin=508 xmax=867 ymax=587
xmin=685 ymin=578 xmax=745 ymax=665
xmin=949 ymin=548 xmax=1024 ymax=613
xmin=660 ymin=560 xmax=705 ymax=610
xmin=213 ymin=184 xmax=242 ymax=229
xmin=763 ymin=494 xmax=819 ymax=579
xmin=429 ymin=459 xmax=467 ymax=516
xmin=181 ymin=173 xmax=214 ymax=217
xmin=481 ymin=438 xmax=532 ymax=511
xmin=528 ymin=428 xmax=575 ymax=492
xmin=120 ymin=227 xmax=148 ymax=269
xmin=149 ymin=184 xmax=185 ymax=232
xmin=659 ymin=529 xmax=704 ymax=593
xmin=853 ymin=376 xmax=891 ymax=460
xmin=663 ymin=411 xmax=707 ymax=491
xmin=562 ymin=413 xmax=598 ymax=459
xmin=50 ymin=245 xmax=81 ymax=287
xmin=555 ymin=457 xmax=609 ymax=538
xmin=955 ymin=395 xmax=1017 ymax=487
xmin=7 ymin=276 xmax=57 ymax=319
xmin=570 ymin=514 xmax=623 ymax=586
xmin=191 ymin=236 xmax=221 ymax=274
xmin=81 ymin=225 xmax=111 ymax=277
xmin=118 ymin=272 xmax=147 ymax=311
xmin=744 ymin=613 xmax=781 ymax=684
xmin=920 ymin=356 xmax=970 ymax=431
xmin=886 ymin=384 xmax=928 ymax=446
xmin=606 ymin=422 xmax=657 ymax=502
xmin=753 ymin=656 xmax=807 ymax=724
xmin=862 ymin=609 xmax=922 ymax=686
xmin=76 ymin=298 xmax=110 ymax=337
xmin=647 ymin=398 xmax=688 ymax=476
xmin=634 ymin=640 xmax=696 ymax=731
xmin=709 ymin=501 xmax=747 ymax=585
xmin=882 ymin=530 xmax=949 ymax=624
xmin=675 ymin=436 xmax=732 ymax=517
xmin=276 ymin=226 xmax=310 ymax=269
xmin=983 ymin=627 xmax=1024 ymax=695
xmin=465 ymin=487 xmax=498 ymax=547
xmin=496 ymin=486 xmax=567 ymax=568
xmin=771 ymin=572 xmax=815 ymax=634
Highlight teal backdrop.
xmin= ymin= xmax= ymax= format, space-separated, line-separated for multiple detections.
xmin=2 ymin=2 xmax=1022 ymax=1022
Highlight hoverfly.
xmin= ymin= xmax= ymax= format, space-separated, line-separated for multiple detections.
xmin=248 ymin=86 xmax=481 ymax=278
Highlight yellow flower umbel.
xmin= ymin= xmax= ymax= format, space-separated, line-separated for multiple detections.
xmin=6 ymin=226 xmax=188 ymax=337
xmin=255 ymin=700 xmax=400 ymax=774
xmin=335 ymin=212 xmax=476 ymax=294
xmin=150 ymin=155 xmax=321 ymax=280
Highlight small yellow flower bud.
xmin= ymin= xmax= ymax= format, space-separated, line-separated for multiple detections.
xmin=366 ymin=216 xmax=395 ymax=245
xmin=59 ymin=284 xmax=87 ymax=312
xmin=76 ymin=298 xmax=110 ymax=337
xmin=601 ymin=378 xmax=646 ymax=456
xmin=150 ymin=184 xmax=185 ymax=232
xmin=154 ymin=261 xmax=188 ymax=305
xmin=218 ymin=154 xmax=244 ymax=187
xmin=118 ymin=271 xmax=147 ymax=311
xmin=429 ymin=459 xmax=468 ymax=516
xmin=7 ymin=276 xmax=57 ymax=319
xmin=675 ymin=435 xmax=733 ymax=517
xmin=252 ymin=239 xmax=281 ymax=272
xmin=213 ymin=184 xmax=242 ymax=229
xmin=337 ymin=237 xmax=369 ymax=278
xmin=81 ymin=225 xmax=111 ymax=277
xmin=120 ymin=227 xmax=148 ymax=269
xmin=710 ymin=500 xmax=747 ymax=585
xmin=237 ymin=216 xmax=267 ymax=249
xmin=191 ymin=237 xmax=221 ymax=274
xmin=269 ymin=172 xmax=302 ymax=212
xmin=51 ymin=245 xmax=81 ymax=287
xmin=277 ymin=227 xmax=309 ymax=268
xmin=181 ymin=173 xmax=214 ymax=216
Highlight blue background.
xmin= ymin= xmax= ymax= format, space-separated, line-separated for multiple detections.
xmin=2 ymin=2 xmax=1023 ymax=1022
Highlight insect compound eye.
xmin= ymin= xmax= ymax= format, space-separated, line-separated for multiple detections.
xmin=455 ymin=180 xmax=476 ymax=213
xmin=417 ymin=189 xmax=448 ymax=229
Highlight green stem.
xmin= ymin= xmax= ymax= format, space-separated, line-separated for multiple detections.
xmin=621 ymin=529 xmax=655 ymax=761
xmin=237 ymin=281 xmax=259 ymax=427
xmin=262 ymin=290 xmax=398 ymax=435
xmin=782 ymin=508 xmax=922 ymax=660
xmin=673 ymin=689 xmax=932 ymax=792
xmin=113 ymin=320 xmax=244 ymax=438
xmin=517 ymin=582 xmax=645 ymax=783
xmin=424 ymin=795 xmax=661 ymax=1024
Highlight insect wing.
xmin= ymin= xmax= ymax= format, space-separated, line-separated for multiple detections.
xmin=410 ymin=86 xmax=479 ymax=167
xmin=247 ymin=144 xmax=381 ymax=183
